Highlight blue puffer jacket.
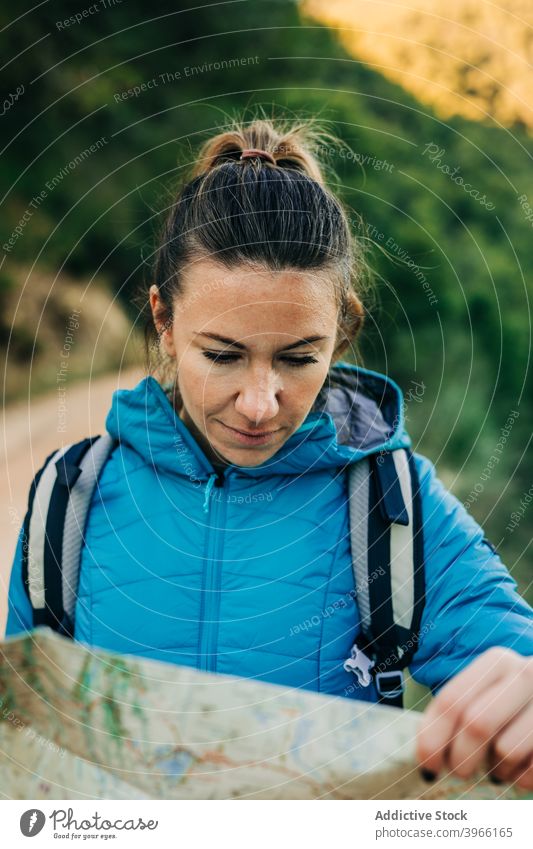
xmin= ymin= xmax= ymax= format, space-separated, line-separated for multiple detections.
xmin=5 ymin=362 xmax=533 ymax=702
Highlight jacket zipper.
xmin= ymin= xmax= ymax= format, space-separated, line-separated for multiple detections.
xmin=199 ymin=471 xmax=226 ymax=672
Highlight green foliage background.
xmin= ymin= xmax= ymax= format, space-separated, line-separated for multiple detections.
xmin=1 ymin=0 xmax=531 ymax=601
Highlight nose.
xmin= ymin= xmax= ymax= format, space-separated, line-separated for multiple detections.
xmin=234 ymin=366 xmax=283 ymax=427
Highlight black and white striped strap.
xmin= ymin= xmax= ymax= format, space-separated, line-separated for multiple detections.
xmin=345 ymin=449 xmax=424 ymax=700
xmin=24 ymin=434 xmax=116 ymax=633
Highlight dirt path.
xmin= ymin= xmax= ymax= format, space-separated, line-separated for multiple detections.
xmin=0 ymin=367 xmax=144 ymax=635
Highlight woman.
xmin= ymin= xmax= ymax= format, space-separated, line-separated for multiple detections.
xmin=5 ymin=117 xmax=533 ymax=790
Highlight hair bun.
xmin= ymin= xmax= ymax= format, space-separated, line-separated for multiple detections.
xmin=239 ymin=148 xmax=277 ymax=165
xmin=191 ymin=118 xmax=326 ymax=184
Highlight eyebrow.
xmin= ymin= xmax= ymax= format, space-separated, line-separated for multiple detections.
xmin=193 ymin=332 xmax=329 ymax=352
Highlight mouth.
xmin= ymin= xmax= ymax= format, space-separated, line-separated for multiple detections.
xmin=217 ymin=420 xmax=281 ymax=445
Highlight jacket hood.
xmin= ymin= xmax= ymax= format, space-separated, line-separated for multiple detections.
xmin=105 ymin=361 xmax=411 ymax=483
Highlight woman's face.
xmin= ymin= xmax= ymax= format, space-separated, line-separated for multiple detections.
xmin=149 ymin=259 xmax=339 ymax=468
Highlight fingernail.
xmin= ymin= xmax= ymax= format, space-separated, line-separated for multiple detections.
xmin=420 ymin=768 xmax=436 ymax=782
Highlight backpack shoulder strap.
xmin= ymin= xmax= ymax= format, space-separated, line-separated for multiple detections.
xmin=345 ymin=448 xmax=425 ymax=708
xmin=23 ymin=433 xmax=118 ymax=637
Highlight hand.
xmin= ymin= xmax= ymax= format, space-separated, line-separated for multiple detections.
xmin=416 ymin=647 xmax=533 ymax=790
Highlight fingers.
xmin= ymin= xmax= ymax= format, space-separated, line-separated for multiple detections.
xmin=487 ymin=702 xmax=533 ymax=788
xmin=416 ymin=648 xmax=533 ymax=780
xmin=511 ymin=754 xmax=533 ymax=791
xmin=417 ymin=648 xmax=515 ymax=775
xmin=445 ymin=680 xmax=533 ymax=778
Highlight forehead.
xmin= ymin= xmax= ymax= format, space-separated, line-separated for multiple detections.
xmin=177 ymin=259 xmax=338 ymax=335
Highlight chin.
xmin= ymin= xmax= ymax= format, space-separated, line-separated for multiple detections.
xmin=219 ymin=445 xmax=276 ymax=467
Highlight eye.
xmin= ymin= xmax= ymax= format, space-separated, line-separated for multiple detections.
xmin=202 ymin=351 xmax=318 ymax=367
xmin=281 ymin=356 xmax=319 ymax=367
xmin=202 ymin=351 xmax=239 ymax=364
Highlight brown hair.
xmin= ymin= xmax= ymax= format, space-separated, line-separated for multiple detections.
xmin=138 ymin=113 xmax=372 ymax=386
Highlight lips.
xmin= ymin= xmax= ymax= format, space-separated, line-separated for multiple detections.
xmin=216 ymin=420 xmax=282 ymax=442
xmin=223 ymin=423 xmax=278 ymax=437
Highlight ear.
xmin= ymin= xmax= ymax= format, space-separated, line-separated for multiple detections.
xmin=149 ymin=285 xmax=176 ymax=357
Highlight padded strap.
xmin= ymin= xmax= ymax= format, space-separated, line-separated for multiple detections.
xmin=22 ymin=446 xmax=60 ymax=606
xmin=34 ymin=439 xmax=97 ymax=630
xmin=347 ymin=457 xmax=372 ymax=635
xmin=347 ymin=448 xmax=425 ymax=709
xmin=389 ymin=449 xmax=415 ymax=636
xmin=27 ymin=444 xmax=72 ymax=616
xmin=62 ymin=433 xmax=117 ymax=625
xmin=367 ymin=454 xmax=397 ymax=661
xmin=25 ymin=436 xmax=117 ymax=635
xmin=374 ymin=451 xmax=410 ymax=525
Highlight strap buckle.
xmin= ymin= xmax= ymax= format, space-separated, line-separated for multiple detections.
xmin=375 ymin=670 xmax=405 ymax=699
xmin=343 ymin=643 xmax=375 ymax=686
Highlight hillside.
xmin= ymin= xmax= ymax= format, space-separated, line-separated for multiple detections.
xmin=1 ymin=0 xmax=531 ymax=598
xmin=302 ymin=0 xmax=533 ymax=131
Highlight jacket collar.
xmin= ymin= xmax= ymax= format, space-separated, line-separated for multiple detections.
xmin=105 ymin=361 xmax=411 ymax=482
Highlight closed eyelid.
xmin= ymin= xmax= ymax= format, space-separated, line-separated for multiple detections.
xmin=201 ymin=350 xmax=319 ymax=366
xmin=194 ymin=332 xmax=329 ymax=352
xmin=203 ymin=349 xmax=318 ymax=357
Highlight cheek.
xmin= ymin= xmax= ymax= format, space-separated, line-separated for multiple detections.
xmin=275 ymin=367 xmax=328 ymax=413
xmin=302 ymin=372 xmax=327 ymax=405
xmin=178 ymin=353 xmax=228 ymax=410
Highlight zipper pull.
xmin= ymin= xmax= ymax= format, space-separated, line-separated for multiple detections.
xmin=202 ymin=471 xmax=224 ymax=513
xmin=203 ymin=473 xmax=217 ymax=513
xmin=343 ymin=643 xmax=375 ymax=686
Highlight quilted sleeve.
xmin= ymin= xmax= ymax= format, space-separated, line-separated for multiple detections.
xmin=407 ymin=452 xmax=533 ymax=695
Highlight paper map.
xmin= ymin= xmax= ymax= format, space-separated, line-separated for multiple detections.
xmin=0 ymin=628 xmax=526 ymax=800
